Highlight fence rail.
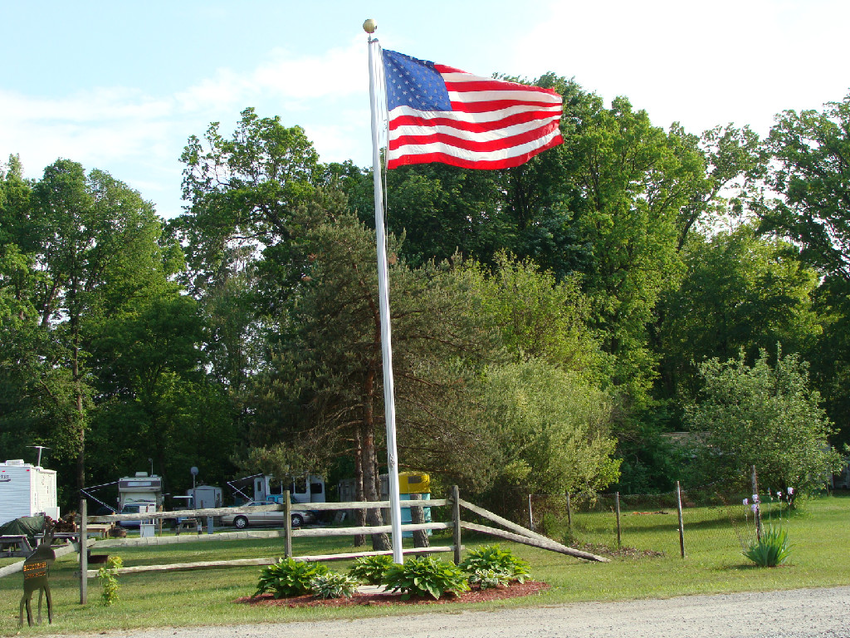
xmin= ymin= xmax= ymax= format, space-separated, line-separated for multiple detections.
xmin=70 ymin=486 xmax=607 ymax=605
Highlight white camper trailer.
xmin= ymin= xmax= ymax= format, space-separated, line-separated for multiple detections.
xmin=118 ymin=472 xmax=163 ymax=509
xmin=0 ymin=459 xmax=60 ymax=526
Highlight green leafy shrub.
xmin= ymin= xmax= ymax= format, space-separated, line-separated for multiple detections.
xmin=254 ymin=558 xmax=328 ymax=598
xmin=310 ymin=572 xmax=360 ymax=599
xmin=98 ymin=556 xmax=123 ymax=606
xmin=383 ymin=555 xmax=470 ymax=600
xmin=348 ymin=555 xmax=393 ymax=585
xmin=459 ymin=544 xmax=531 ymax=584
xmin=744 ymin=526 xmax=792 ymax=567
xmin=467 ymin=568 xmax=509 ymax=590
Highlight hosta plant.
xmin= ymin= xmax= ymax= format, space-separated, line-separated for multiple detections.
xmin=310 ymin=572 xmax=360 ymax=599
xmin=383 ymin=555 xmax=470 ymax=600
xmin=348 ymin=554 xmax=394 ymax=585
xmin=467 ymin=568 xmax=509 ymax=590
xmin=459 ymin=544 xmax=531 ymax=584
xmin=254 ymin=558 xmax=328 ymax=598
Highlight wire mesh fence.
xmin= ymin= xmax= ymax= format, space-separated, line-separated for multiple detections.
xmin=525 ymin=481 xmax=793 ymax=559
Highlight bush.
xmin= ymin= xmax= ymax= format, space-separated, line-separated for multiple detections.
xmin=348 ymin=555 xmax=393 ymax=585
xmin=744 ymin=526 xmax=792 ymax=567
xmin=310 ymin=572 xmax=360 ymax=599
xmin=459 ymin=544 xmax=531 ymax=584
xmin=254 ymin=558 xmax=328 ymax=598
xmin=383 ymin=555 xmax=470 ymax=600
xmin=98 ymin=556 xmax=123 ymax=606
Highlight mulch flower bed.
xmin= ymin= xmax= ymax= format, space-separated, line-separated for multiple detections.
xmin=236 ymin=580 xmax=549 ymax=608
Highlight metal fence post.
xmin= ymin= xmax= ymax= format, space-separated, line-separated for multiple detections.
xmin=79 ymin=499 xmax=87 ymax=604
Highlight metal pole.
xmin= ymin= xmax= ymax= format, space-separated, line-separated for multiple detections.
xmin=79 ymin=499 xmax=87 ymax=604
xmin=528 ymin=494 xmax=534 ymax=531
xmin=367 ymin=29 xmax=403 ymax=564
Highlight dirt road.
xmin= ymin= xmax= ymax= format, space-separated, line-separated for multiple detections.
xmin=43 ymin=586 xmax=850 ymax=638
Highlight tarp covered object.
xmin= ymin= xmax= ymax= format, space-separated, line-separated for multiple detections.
xmin=0 ymin=515 xmax=45 ymax=548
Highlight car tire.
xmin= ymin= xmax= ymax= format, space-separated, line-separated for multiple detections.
xmin=234 ymin=516 xmax=248 ymax=529
xmin=291 ymin=513 xmax=304 ymax=528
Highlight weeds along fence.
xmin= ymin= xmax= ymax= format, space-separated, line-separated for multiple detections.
xmin=526 ymin=480 xmax=790 ymax=559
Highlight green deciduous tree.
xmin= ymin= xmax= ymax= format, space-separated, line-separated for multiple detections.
xmin=685 ymin=348 xmax=841 ymax=494
xmin=759 ymin=94 xmax=850 ymax=280
xmin=657 ymin=224 xmax=821 ymax=401
xmin=472 ymin=359 xmax=620 ymax=497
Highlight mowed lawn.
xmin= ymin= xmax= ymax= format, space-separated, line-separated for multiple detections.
xmin=1 ymin=493 xmax=848 ymax=636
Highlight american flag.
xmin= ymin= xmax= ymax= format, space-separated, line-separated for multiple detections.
xmin=383 ymin=49 xmax=563 ymax=170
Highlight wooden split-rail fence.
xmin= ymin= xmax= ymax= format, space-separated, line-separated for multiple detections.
xmin=5 ymin=486 xmax=608 ymax=604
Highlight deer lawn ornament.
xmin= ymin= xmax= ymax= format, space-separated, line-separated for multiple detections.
xmin=18 ymin=522 xmax=55 ymax=627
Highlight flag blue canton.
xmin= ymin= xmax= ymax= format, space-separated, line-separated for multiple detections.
xmin=383 ymin=50 xmax=451 ymax=111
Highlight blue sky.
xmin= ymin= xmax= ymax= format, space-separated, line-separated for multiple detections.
xmin=2 ymin=0 xmax=848 ymax=219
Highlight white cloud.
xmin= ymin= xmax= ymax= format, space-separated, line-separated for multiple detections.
xmin=513 ymin=0 xmax=850 ymax=135
xmin=0 ymin=38 xmax=376 ymax=217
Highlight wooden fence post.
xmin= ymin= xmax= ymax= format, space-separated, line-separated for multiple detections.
xmin=409 ymin=493 xmax=429 ymax=548
xmin=451 ymin=485 xmax=461 ymax=565
xmin=676 ymin=481 xmax=685 ymax=559
xmin=752 ymin=466 xmax=762 ymax=541
xmin=614 ymin=492 xmax=621 ymax=549
xmin=283 ymin=490 xmax=292 ymax=559
xmin=79 ymin=499 xmax=87 ymax=605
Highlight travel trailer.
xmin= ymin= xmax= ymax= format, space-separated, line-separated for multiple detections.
xmin=0 ymin=459 xmax=60 ymax=526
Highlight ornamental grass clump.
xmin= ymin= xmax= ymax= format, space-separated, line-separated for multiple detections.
xmin=744 ymin=525 xmax=792 ymax=567
xmin=348 ymin=554 xmax=394 ymax=585
xmin=383 ymin=555 xmax=470 ymax=600
xmin=741 ymin=488 xmax=794 ymax=567
xmin=310 ymin=572 xmax=360 ymax=599
xmin=253 ymin=558 xmax=328 ymax=598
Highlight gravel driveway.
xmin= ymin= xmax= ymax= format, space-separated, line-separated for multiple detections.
xmin=42 ymin=586 xmax=850 ymax=638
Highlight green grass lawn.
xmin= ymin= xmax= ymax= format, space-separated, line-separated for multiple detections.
xmin=1 ymin=494 xmax=849 ymax=636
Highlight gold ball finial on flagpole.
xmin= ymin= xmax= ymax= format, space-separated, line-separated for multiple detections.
xmin=363 ymin=19 xmax=377 ymax=34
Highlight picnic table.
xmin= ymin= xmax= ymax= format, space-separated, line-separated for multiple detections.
xmin=0 ymin=534 xmax=34 ymax=558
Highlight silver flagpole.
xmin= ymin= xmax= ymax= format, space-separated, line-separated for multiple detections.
xmin=365 ymin=19 xmax=403 ymax=564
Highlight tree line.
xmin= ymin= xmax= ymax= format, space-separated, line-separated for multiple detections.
xmin=2 ymin=77 xmax=847 ymax=532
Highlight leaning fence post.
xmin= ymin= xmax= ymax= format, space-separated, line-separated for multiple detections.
xmin=79 ymin=499 xmax=87 ymax=605
xmin=284 ymin=489 xmax=292 ymax=559
xmin=451 ymin=485 xmax=461 ymax=565
xmin=615 ymin=492 xmax=622 ymax=549
xmin=676 ymin=481 xmax=685 ymax=559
